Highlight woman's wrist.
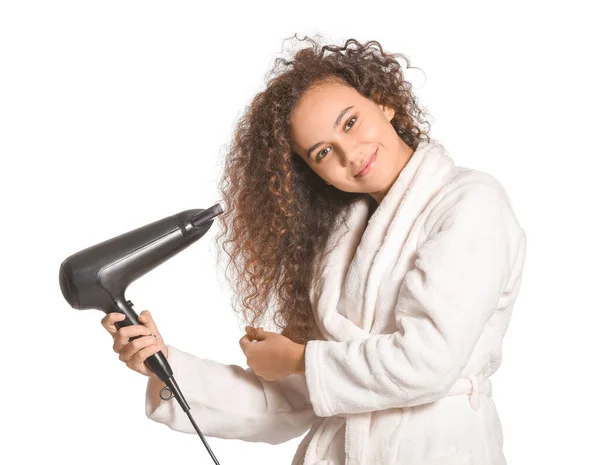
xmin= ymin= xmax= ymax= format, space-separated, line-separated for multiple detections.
xmin=147 ymin=373 xmax=165 ymax=413
xmin=293 ymin=343 xmax=306 ymax=375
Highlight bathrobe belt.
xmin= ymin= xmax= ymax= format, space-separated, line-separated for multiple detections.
xmin=339 ymin=376 xmax=492 ymax=465
xmin=447 ymin=375 xmax=492 ymax=411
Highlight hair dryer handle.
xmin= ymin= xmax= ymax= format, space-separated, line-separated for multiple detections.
xmin=112 ymin=296 xmax=173 ymax=383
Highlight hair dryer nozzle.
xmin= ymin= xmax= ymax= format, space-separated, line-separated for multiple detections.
xmin=191 ymin=202 xmax=224 ymax=228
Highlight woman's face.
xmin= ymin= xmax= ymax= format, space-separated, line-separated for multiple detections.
xmin=289 ymin=79 xmax=414 ymax=204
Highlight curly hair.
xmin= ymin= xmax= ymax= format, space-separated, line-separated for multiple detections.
xmin=214 ymin=34 xmax=432 ymax=345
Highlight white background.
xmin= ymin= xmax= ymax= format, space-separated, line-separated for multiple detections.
xmin=1 ymin=1 xmax=598 ymax=464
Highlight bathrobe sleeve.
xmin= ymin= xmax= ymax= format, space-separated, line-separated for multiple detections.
xmin=304 ymin=182 xmax=527 ymax=417
xmin=145 ymin=345 xmax=316 ymax=444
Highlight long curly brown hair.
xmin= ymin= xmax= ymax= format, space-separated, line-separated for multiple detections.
xmin=214 ymin=34 xmax=432 ymax=345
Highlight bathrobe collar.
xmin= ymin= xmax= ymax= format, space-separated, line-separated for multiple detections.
xmin=309 ymin=139 xmax=456 ymax=342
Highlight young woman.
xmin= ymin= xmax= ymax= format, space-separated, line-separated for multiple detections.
xmin=101 ymin=36 xmax=527 ymax=465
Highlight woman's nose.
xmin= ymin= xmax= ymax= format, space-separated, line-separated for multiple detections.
xmin=339 ymin=146 xmax=367 ymax=171
xmin=337 ymin=142 xmax=360 ymax=165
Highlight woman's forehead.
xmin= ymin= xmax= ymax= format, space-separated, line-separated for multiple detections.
xmin=296 ymin=82 xmax=360 ymax=114
xmin=292 ymin=85 xmax=362 ymax=135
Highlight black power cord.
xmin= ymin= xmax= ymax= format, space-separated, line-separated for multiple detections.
xmin=160 ymin=385 xmax=221 ymax=465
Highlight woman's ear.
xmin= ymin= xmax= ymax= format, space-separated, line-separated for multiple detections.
xmin=379 ymin=104 xmax=395 ymax=122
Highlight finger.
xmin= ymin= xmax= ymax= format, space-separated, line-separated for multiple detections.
xmin=139 ymin=310 xmax=161 ymax=336
xmin=113 ymin=325 xmax=153 ymax=353
xmin=239 ymin=334 xmax=252 ymax=350
xmin=119 ymin=335 xmax=159 ymax=362
xmin=245 ymin=326 xmax=257 ymax=340
xmin=128 ymin=343 xmax=164 ymax=371
xmin=254 ymin=328 xmax=267 ymax=341
xmin=101 ymin=313 xmax=126 ymax=336
xmin=118 ymin=323 xmax=153 ymax=338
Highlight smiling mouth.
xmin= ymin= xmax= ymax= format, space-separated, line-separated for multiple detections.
xmin=354 ymin=148 xmax=378 ymax=177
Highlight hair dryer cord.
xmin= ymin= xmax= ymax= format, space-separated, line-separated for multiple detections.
xmin=159 ymin=384 xmax=221 ymax=465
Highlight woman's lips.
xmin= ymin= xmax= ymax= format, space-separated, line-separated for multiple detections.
xmin=355 ymin=149 xmax=377 ymax=177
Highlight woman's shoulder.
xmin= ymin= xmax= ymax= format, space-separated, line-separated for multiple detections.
xmin=450 ymin=165 xmax=506 ymax=194
xmin=421 ymin=165 xmax=521 ymax=236
xmin=433 ymin=165 xmax=512 ymax=211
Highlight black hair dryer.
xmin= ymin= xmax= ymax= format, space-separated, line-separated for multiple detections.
xmin=59 ymin=203 xmax=224 ymax=465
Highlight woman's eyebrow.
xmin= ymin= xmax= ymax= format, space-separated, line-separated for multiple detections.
xmin=306 ymin=105 xmax=354 ymax=159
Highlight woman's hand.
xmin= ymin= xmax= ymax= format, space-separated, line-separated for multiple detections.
xmin=100 ymin=310 xmax=168 ymax=379
xmin=240 ymin=327 xmax=306 ymax=381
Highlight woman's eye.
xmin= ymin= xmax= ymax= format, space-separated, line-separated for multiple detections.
xmin=345 ymin=116 xmax=357 ymax=130
xmin=316 ymin=147 xmax=330 ymax=161
xmin=316 ymin=115 xmax=358 ymax=162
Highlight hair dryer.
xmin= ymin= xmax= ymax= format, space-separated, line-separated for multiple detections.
xmin=59 ymin=203 xmax=224 ymax=464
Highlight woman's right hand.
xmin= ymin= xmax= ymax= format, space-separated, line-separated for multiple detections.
xmin=100 ymin=310 xmax=168 ymax=379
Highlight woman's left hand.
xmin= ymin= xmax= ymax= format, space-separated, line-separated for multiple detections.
xmin=240 ymin=326 xmax=305 ymax=381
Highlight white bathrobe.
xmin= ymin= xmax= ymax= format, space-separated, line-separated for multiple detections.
xmin=145 ymin=139 xmax=527 ymax=465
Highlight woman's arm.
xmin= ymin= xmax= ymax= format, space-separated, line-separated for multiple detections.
xmin=145 ymin=344 xmax=316 ymax=445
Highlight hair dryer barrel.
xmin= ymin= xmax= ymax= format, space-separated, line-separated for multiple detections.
xmin=59 ymin=203 xmax=223 ymax=313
